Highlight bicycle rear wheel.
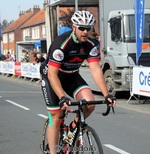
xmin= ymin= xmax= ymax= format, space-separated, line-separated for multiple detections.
xmin=73 ymin=125 xmax=104 ymax=154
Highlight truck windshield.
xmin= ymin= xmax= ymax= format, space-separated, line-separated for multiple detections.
xmin=124 ymin=14 xmax=150 ymax=43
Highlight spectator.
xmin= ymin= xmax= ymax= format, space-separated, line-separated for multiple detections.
xmin=28 ymin=50 xmax=37 ymax=63
xmin=21 ymin=50 xmax=29 ymax=62
xmin=42 ymin=53 xmax=47 ymax=60
xmin=33 ymin=52 xmax=45 ymax=65
xmin=5 ymin=52 xmax=15 ymax=61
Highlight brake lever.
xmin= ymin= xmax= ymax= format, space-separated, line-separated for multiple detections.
xmin=59 ymin=108 xmax=69 ymax=119
xmin=59 ymin=110 xmax=65 ymax=119
xmin=112 ymin=106 xmax=115 ymax=114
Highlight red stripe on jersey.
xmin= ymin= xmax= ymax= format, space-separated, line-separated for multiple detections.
xmin=47 ymin=108 xmax=61 ymax=112
xmin=48 ymin=61 xmax=61 ymax=68
xmin=68 ymin=57 xmax=84 ymax=62
xmin=87 ymin=58 xmax=100 ymax=63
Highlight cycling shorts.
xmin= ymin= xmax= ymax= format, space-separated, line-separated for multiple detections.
xmin=41 ymin=71 xmax=90 ymax=111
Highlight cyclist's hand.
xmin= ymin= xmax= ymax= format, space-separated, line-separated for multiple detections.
xmin=105 ymin=94 xmax=116 ymax=107
xmin=59 ymin=96 xmax=71 ymax=110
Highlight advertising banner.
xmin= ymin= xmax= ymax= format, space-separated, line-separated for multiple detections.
xmin=132 ymin=66 xmax=150 ymax=96
xmin=134 ymin=0 xmax=145 ymax=65
xmin=15 ymin=62 xmax=22 ymax=76
xmin=1 ymin=62 xmax=15 ymax=74
xmin=21 ymin=63 xmax=40 ymax=79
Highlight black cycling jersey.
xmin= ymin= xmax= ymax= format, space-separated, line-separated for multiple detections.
xmin=40 ymin=30 xmax=100 ymax=75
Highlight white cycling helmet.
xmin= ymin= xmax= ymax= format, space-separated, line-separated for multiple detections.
xmin=71 ymin=10 xmax=95 ymax=27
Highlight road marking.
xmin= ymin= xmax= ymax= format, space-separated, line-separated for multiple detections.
xmin=0 ymin=91 xmax=41 ymax=93
xmin=5 ymin=100 xmax=30 ymax=110
xmin=104 ymin=144 xmax=130 ymax=154
xmin=37 ymin=114 xmax=48 ymax=119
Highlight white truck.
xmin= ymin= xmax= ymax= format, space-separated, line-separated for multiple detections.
xmin=45 ymin=0 xmax=150 ymax=96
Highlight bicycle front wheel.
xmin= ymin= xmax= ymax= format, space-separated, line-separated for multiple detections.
xmin=73 ymin=125 xmax=104 ymax=154
xmin=41 ymin=118 xmax=50 ymax=154
xmin=41 ymin=118 xmax=65 ymax=154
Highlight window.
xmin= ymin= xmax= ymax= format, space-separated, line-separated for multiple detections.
xmin=9 ymin=33 xmax=14 ymax=42
xmin=109 ymin=17 xmax=121 ymax=42
xmin=3 ymin=34 xmax=8 ymax=43
xmin=124 ymin=14 xmax=150 ymax=43
xmin=144 ymin=14 xmax=150 ymax=42
xmin=32 ymin=27 xmax=40 ymax=39
xmin=23 ymin=29 xmax=30 ymax=40
xmin=124 ymin=15 xmax=135 ymax=42
xmin=42 ymin=25 xmax=46 ymax=38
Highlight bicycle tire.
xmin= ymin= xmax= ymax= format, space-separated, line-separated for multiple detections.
xmin=73 ymin=125 xmax=104 ymax=154
xmin=41 ymin=118 xmax=67 ymax=154
xmin=41 ymin=118 xmax=50 ymax=154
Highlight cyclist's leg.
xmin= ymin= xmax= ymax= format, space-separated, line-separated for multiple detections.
xmin=75 ymin=88 xmax=95 ymax=119
xmin=47 ymin=110 xmax=62 ymax=154
xmin=62 ymin=72 xmax=95 ymax=120
xmin=41 ymin=76 xmax=62 ymax=154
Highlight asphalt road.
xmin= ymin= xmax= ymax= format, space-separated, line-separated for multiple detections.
xmin=0 ymin=74 xmax=150 ymax=154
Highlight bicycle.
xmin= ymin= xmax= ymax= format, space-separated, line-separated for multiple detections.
xmin=41 ymin=99 xmax=115 ymax=154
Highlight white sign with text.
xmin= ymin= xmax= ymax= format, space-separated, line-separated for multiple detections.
xmin=132 ymin=66 xmax=150 ymax=97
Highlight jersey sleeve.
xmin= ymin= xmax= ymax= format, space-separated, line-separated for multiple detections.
xmin=87 ymin=46 xmax=100 ymax=63
xmin=48 ymin=48 xmax=64 ymax=69
xmin=47 ymin=34 xmax=68 ymax=69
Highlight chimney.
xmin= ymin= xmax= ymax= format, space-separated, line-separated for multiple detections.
xmin=19 ymin=11 xmax=25 ymax=17
xmin=43 ymin=0 xmax=50 ymax=8
xmin=26 ymin=8 xmax=32 ymax=13
xmin=33 ymin=5 xmax=40 ymax=13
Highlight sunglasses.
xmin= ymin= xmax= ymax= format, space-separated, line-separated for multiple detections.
xmin=76 ymin=26 xmax=91 ymax=32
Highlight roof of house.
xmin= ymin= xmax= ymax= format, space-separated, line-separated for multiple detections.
xmin=21 ymin=9 xmax=45 ymax=29
xmin=3 ymin=7 xmax=41 ymax=33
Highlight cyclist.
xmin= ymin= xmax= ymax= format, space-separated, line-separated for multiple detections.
xmin=40 ymin=10 xmax=116 ymax=154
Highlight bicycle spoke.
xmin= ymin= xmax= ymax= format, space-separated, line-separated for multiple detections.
xmin=72 ymin=126 xmax=103 ymax=154
xmin=41 ymin=119 xmax=50 ymax=154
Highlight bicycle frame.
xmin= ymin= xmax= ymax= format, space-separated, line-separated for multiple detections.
xmin=59 ymin=99 xmax=114 ymax=152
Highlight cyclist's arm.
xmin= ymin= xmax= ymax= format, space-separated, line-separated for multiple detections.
xmin=48 ymin=65 xmax=65 ymax=99
xmin=88 ymin=61 xmax=109 ymax=97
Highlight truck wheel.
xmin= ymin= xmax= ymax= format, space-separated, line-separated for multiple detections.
xmin=104 ymin=70 xmax=116 ymax=96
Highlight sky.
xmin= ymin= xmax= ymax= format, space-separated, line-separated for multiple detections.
xmin=0 ymin=0 xmax=45 ymax=22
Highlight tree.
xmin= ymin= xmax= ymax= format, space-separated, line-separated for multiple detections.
xmin=59 ymin=8 xmax=75 ymax=27
xmin=1 ymin=19 xmax=14 ymax=30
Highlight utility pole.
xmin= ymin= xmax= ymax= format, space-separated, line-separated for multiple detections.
xmin=75 ymin=0 xmax=78 ymax=11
